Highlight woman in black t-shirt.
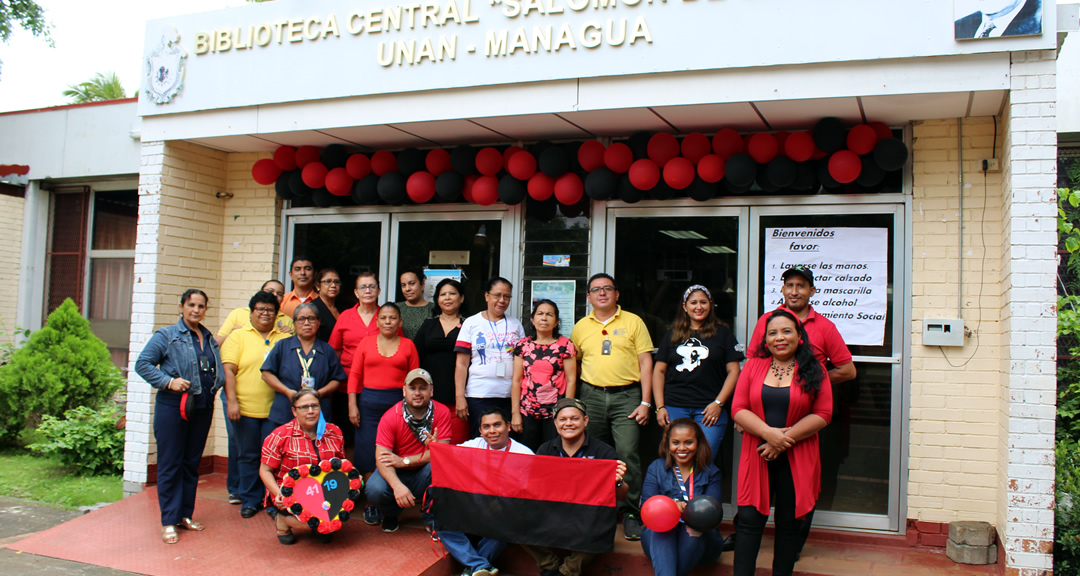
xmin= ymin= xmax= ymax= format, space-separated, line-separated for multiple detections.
xmin=653 ymin=284 xmax=744 ymax=455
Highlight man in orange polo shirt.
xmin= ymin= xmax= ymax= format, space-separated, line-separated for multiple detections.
xmin=281 ymin=257 xmax=316 ymax=318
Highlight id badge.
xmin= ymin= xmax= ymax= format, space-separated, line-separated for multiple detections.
xmin=602 ymin=339 xmax=612 ymax=355
xmin=496 ymin=362 xmax=507 ymax=377
xmin=301 ymin=376 xmax=315 ymax=390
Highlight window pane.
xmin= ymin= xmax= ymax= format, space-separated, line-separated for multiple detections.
xmin=293 ymin=222 xmax=383 ymax=310
xmin=88 ymin=258 xmax=134 ymax=370
xmin=92 ymin=190 xmax=138 ymax=251
xmin=395 ymin=220 xmax=501 ymax=314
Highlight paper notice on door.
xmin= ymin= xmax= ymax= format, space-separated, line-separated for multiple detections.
xmin=763 ymin=227 xmax=888 ymax=346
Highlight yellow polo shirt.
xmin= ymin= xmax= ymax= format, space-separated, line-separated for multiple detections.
xmin=221 ymin=324 xmax=290 ymax=418
xmin=570 ymin=306 xmax=654 ymax=387
xmin=217 ymin=307 xmax=294 ymax=339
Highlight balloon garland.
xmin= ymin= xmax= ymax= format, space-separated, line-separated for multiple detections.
xmin=253 ymin=119 xmax=907 ymax=206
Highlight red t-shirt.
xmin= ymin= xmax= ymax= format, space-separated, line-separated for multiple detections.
xmin=329 ymin=305 xmax=403 ymax=372
xmin=746 ymin=306 xmax=853 ymax=368
xmin=375 ymin=400 xmax=453 ymax=457
xmin=731 ymin=356 xmax=833 ymax=518
xmin=347 ymin=335 xmax=419 ymax=394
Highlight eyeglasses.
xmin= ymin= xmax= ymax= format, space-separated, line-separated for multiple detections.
xmin=262 ymin=288 xmax=285 ymax=297
xmin=487 ymin=293 xmax=511 ymax=302
xmin=294 ymin=404 xmax=320 ymax=412
xmin=253 ymin=308 xmax=276 ymax=316
xmin=295 ymin=316 xmax=319 ymax=324
xmin=320 ymin=279 xmax=341 ymax=286
xmin=357 ymin=284 xmax=379 ymax=292
xmin=587 ymin=286 xmax=616 ymax=294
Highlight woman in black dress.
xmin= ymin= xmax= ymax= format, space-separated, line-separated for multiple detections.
xmin=311 ymin=268 xmax=341 ymax=342
xmin=413 ymin=278 xmax=469 ymax=444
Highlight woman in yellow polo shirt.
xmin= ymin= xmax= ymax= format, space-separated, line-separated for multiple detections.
xmin=222 ymin=291 xmax=291 ymax=518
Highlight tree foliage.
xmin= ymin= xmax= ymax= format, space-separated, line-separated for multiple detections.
xmin=0 ymin=0 xmax=52 ymax=44
xmin=62 ymin=71 xmax=128 ymax=104
xmin=0 ymin=299 xmax=123 ymax=441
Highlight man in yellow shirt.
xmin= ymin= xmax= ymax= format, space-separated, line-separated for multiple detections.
xmin=569 ymin=272 xmax=654 ymax=541
xmin=221 ymin=291 xmax=291 ymax=518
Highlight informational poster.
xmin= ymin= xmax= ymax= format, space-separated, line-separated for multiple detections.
xmin=531 ymin=280 xmax=577 ymax=329
xmin=763 ymin=228 xmax=888 ymax=346
xmin=423 ymin=269 xmax=463 ymax=302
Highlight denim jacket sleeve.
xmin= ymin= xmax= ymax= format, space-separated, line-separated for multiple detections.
xmin=135 ymin=327 xmax=177 ymax=390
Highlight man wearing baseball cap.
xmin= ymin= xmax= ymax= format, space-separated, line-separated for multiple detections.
xmin=365 ymin=368 xmax=452 ymax=533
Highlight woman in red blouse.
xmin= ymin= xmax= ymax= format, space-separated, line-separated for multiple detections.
xmin=731 ymin=308 xmax=832 ymax=576
xmin=260 ymin=389 xmax=345 ymax=545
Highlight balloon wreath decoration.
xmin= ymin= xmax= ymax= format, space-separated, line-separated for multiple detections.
xmin=252 ymin=118 xmax=908 ymax=210
xmin=279 ymin=457 xmax=362 ymax=534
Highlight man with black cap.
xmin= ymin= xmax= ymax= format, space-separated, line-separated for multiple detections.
xmin=523 ymin=398 xmax=628 ymax=576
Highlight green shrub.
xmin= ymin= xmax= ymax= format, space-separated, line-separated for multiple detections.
xmin=29 ymin=405 xmax=124 ymax=476
xmin=0 ymin=299 xmax=123 ymax=441
xmin=1057 ymin=438 xmax=1080 ymax=576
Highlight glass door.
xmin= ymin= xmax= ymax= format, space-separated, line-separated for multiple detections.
xmin=286 ymin=214 xmax=390 ymax=310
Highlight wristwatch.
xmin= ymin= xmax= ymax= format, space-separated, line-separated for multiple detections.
xmin=402 ymin=457 xmax=412 ymax=466
xmin=713 ymin=400 xmax=724 ymax=406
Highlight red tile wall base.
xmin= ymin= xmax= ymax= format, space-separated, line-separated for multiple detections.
xmin=906 ymin=519 xmax=948 ymax=548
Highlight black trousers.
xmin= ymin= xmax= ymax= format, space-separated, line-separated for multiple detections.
xmin=154 ymin=392 xmax=214 ymax=526
xmin=732 ymin=455 xmax=814 ymax=576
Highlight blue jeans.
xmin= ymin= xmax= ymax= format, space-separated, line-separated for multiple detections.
xmin=220 ymin=391 xmax=240 ymax=496
xmin=642 ymin=524 xmax=723 ymax=576
xmin=154 ymin=392 xmax=214 ymax=526
xmin=356 ymin=388 xmax=403 ymax=473
xmin=233 ymin=415 xmax=275 ymax=508
xmin=665 ymin=405 xmax=728 ymax=458
xmin=439 ymin=530 xmax=507 ymax=573
xmin=365 ymin=463 xmax=433 ymax=522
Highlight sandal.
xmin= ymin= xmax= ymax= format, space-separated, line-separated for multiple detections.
xmin=277 ymin=529 xmax=297 ymax=545
xmin=178 ymin=518 xmax=205 ymax=531
xmin=162 ymin=525 xmax=179 ymax=544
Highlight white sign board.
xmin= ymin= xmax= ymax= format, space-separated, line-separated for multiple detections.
xmin=423 ymin=268 xmax=464 ymax=301
xmin=763 ymin=227 xmax=888 ymax=346
xmin=531 ymin=280 xmax=577 ymax=329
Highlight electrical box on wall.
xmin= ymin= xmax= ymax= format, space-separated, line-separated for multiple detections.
xmin=922 ymin=319 xmax=965 ymax=346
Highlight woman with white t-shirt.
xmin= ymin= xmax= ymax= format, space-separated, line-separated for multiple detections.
xmin=454 ymin=276 xmax=525 ymax=438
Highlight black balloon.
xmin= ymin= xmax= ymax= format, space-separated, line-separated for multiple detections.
xmin=873 ymin=138 xmax=908 ymax=172
xmin=530 ymin=140 xmax=554 ymax=158
xmin=352 ymin=174 xmax=380 ymax=205
xmin=817 ymin=159 xmax=842 ymax=190
xmin=857 ymin=155 xmax=886 ymax=187
xmin=378 ymin=172 xmax=407 ymax=205
xmin=289 ymin=171 xmax=313 ymax=197
xmin=321 ymin=144 xmax=348 ymax=169
xmin=311 ymin=188 xmax=334 ymax=208
xmin=338 ymin=510 xmax=351 ymax=522
xmin=397 ymin=147 xmax=425 ymax=176
xmin=280 ymin=486 xmax=293 ymax=497
xmin=766 ymin=157 xmax=798 ymax=189
xmin=682 ymin=495 xmax=723 ymax=532
xmin=539 ymin=147 xmax=570 ymax=178
xmin=527 ymin=197 xmax=557 ymax=222
xmin=307 ymin=518 xmax=321 ymax=531
xmin=562 ymin=141 xmax=582 ymax=172
xmin=288 ymin=469 xmax=301 ymax=480
xmin=724 ymin=180 xmax=752 ymax=194
xmin=756 ymin=171 xmax=780 ymax=193
xmin=628 ymin=131 xmax=651 ymax=160
xmin=725 ymin=154 xmax=757 ymax=187
xmin=617 ymin=174 xmax=644 ymax=204
xmin=813 ymin=117 xmax=847 ymax=154
xmin=330 ymin=458 xmax=342 ymax=471
xmin=498 ymin=175 xmax=528 ymax=205
xmin=309 ymin=464 xmax=322 ymax=476
xmin=275 ymin=171 xmax=298 ymax=200
xmin=290 ymin=503 xmax=303 ymax=514
xmin=347 ymin=469 xmax=361 ymax=480
xmin=585 ymin=168 xmax=617 ymax=200
xmin=450 ymin=145 xmax=477 ymax=175
xmin=687 ymin=177 xmax=716 ymax=202
xmin=560 ymin=199 xmax=585 ymax=218
xmin=648 ymin=181 xmax=676 ymax=200
xmin=435 ymin=171 xmax=464 ymax=202
xmin=792 ymin=162 xmax=819 ymax=191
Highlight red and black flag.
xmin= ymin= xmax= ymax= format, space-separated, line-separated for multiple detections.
xmin=429 ymin=443 xmax=617 ymax=554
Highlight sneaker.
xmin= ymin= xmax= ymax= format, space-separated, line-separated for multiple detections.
xmin=472 ymin=568 xmax=498 ymax=576
xmin=364 ymin=506 xmax=382 ymax=525
xmin=623 ymin=514 xmax=642 ymax=541
xmin=382 ymin=516 xmax=400 ymax=533
xmin=228 ymin=493 xmax=241 ymax=505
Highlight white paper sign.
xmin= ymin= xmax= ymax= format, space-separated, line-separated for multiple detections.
xmin=423 ymin=269 xmax=463 ymax=301
xmin=763 ymin=227 xmax=888 ymax=346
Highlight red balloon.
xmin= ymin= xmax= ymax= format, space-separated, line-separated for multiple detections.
xmin=346 ymin=153 xmax=371 ymax=179
xmin=507 ymin=151 xmax=537 ymax=180
xmin=273 ymin=146 xmax=297 ymax=171
xmin=502 ymin=145 xmax=525 ymax=166
xmin=325 ymin=167 xmax=354 ymax=196
xmin=472 ymin=175 xmax=499 ymax=205
xmin=252 ymin=158 xmax=282 ymax=186
xmin=846 ymin=124 xmax=878 ymax=155
xmin=647 ymin=133 xmax=680 ymax=167
xmin=712 ymin=128 xmax=744 ymax=159
xmin=554 ymin=173 xmax=584 ymax=205
xmin=811 ymin=146 xmax=828 ymax=161
xmin=828 ymin=150 xmax=862 ymax=184
xmin=407 ymin=171 xmax=436 ymax=203
xmin=868 ymin=121 xmax=893 ymax=142
xmin=604 ymin=142 xmax=634 ymax=174
xmin=301 ymin=162 xmax=328 ymax=189
xmin=680 ymin=133 xmax=711 ymax=164
xmin=697 ymin=154 xmax=725 ymax=183
xmin=774 ymin=131 xmax=791 ymax=156
xmin=295 ymin=146 xmax=320 ymax=169
xmin=371 ymin=150 xmax=398 ymax=175
xmin=528 ymin=172 xmax=555 ymax=201
xmin=463 ymin=174 xmax=478 ymax=203
xmin=641 ymin=495 xmax=681 ymax=533
xmin=578 ymin=140 xmax=606 ymax=172
xmin=784 ymin=132 xmax=816 ymax=162
xmin=425 ymin=148 xmax=452 ymax=176
xmin=476 ymin=147 xmax=503 ymax=176
xmin=629 ymin=159 xmax=660 ymax=190
xmin=748 ymin=133 xmax=779 ymax=164
xmin=663 ymin=157 xmax=695 ymax=190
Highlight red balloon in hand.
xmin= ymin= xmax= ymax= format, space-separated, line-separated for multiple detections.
xmin=641 ymin=495 xmax=681 ymax=533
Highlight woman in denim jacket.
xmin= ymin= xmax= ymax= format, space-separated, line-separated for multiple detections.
xmin=136 ymin=289 xmax=226 ymax=545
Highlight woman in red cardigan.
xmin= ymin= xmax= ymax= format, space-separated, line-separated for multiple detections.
xmin=731 ymin=308 xmax=832 ymax=576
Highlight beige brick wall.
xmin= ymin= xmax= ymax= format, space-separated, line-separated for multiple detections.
xmin=0 ymin=194 xmax=24 ymax=344
xmin=908 ymin=117 xmax=1004 ymax=524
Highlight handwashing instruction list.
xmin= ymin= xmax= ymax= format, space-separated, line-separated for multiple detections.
xmin=763 ymin=227 xmax=888 ymax=346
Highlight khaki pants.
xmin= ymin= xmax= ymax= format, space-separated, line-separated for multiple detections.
xmin=523 ymin=544 xmax=597 ymax=576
